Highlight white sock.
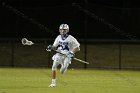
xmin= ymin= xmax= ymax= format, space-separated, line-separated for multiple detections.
xmin=52 ymin=79 xmax=56 ymax=84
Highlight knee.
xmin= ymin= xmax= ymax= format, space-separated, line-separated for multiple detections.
xmin=60 ymin=67 xmax=67 ymax=74
xmin=52 ymin=65 xmax=57 ymax=71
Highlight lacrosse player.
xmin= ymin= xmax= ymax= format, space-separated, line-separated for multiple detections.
xmin=47 ymin=24 xmax=80 ymax=87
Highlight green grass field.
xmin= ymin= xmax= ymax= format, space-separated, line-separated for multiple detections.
xmin=0 ymin=68 xmax=140 ymax=93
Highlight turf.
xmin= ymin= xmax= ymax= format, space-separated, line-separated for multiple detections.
xmin=0 ymin=68 xmax=140 ymax=93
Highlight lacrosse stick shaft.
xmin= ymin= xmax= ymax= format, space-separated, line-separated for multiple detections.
xmin=50 ymin=50 xmax=89 ymax=64
xmin=73 ymin=58 xmax=89 ymax=64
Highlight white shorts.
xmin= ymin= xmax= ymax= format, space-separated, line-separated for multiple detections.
xmin=52 ymin=53 xmax=72 ymax=70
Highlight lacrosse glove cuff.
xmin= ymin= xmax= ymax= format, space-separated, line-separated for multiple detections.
xmin=66 ymin=51 xmax=75 ymax=58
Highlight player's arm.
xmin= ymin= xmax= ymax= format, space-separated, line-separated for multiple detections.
xmin=66 ymin=47 xmax=80 ymax=58
xmin=71 ymin=47 xmax=80 ymax=54
xmin=71 ymin=36 xmax=80 ymax=54
xmin=66 ymin=36 xmax=80 ymax=57
xmin=47 ymin=35 xmax=59 ymax=51
xmin=47 ymin=45 xmax=57 ymax=51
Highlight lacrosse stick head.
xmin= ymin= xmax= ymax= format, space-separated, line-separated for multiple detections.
xmin=21 ymin=38 xmax=34 ymax=45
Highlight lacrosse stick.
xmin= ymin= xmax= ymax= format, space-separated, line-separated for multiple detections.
xmin=46 ymin=49 xmax=89 ymax=64
xmin=21 ymin=38 xmax=34 ymax=45
xmin=21 ymin=38 xmax=89 ymax=64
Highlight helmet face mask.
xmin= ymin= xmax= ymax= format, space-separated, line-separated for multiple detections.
xmin=59 ymin=24 xmax=69 ymax=39
xmin=59 ymin=29 xmax=68 ymax=35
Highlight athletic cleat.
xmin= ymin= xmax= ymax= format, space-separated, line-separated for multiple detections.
xmin=49 ymin=83 xmax=56 ymax=87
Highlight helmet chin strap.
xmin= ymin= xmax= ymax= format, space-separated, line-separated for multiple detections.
xmin=61 ymin=34 xmax=68 ymax=40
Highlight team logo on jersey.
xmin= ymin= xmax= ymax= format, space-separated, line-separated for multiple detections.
xmin=59 ymin=41 xmax=69 ymax=51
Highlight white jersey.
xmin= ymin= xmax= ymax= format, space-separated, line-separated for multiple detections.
xmin=53 ymin=35 xmax=80 ymax=54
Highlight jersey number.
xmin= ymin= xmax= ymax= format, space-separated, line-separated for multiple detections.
xmin=60 ymin=45 xmax=69 ymax=51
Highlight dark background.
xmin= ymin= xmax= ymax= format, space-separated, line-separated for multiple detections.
xmin=0 ymin=0 xmax=140 ymax=40
xmin=0 ymin=0 xmax=140 ymax=69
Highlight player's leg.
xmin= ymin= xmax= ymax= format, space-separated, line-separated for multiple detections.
xmin=60 ymin=57 xmax=71 ymax=74
xmin=49 ymin=54 xmax=61 ymax=87
xmin=49 ymin=60 xmax=59 ymax=87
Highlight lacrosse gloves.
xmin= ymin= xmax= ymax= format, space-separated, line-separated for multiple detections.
xmin=46 ymin=45 xmax=53 ymax=51
xmin=66 ymin=51 xmax=75 ymax=58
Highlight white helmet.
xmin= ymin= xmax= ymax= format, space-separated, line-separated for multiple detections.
xmin=59 ymin=24 xmax=69 ymax=38
xmin=59 ymin=24 xmax=69 ymax=31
